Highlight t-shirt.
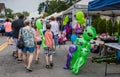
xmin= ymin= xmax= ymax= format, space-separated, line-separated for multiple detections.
xmin=4 ymin=22 xmax=12 ymax=32
xmin=20 ymin=27 xmax=35 ymax=47
xmin=43 ymin=30 xmax=54 ymax=48
xmin=49 ymin=21 xmax=59 ymax=35
xmin=12 ymin=19 xmax=25 ymax=38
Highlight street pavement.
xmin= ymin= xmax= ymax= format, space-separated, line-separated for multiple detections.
xmin=0 ymin=36 xmax=7 ymax=45
xmin=0 ymin=37 xmax=120 ymax=77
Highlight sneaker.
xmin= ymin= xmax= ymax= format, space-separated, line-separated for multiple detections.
xmin=12 ymin=51 xmax=18 ymax=58
xmin=45 ymin=65 xmax=49 ymax=69
xmin=17 ymin=59 xmax=22 ymax=63
xmin=50 ymin=62 xmax=53 ymax=68
xmin=26 ymin=67 xmax=32 ymax=72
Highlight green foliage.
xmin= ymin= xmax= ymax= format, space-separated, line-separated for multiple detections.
xmin=15 ymin=12 xmax=22 ymax=17
xmin=0 ymin=14 xmax=5 ymax=18
xmin=14 ymin=11 xmax=29 ymax=18
xmin=5 ymin=8 xmax=14 ymax=18
xmin=38 ymin=0 xmax=76 ymax=16
xmin=1 ymin=8 xmax=30 ymax=19
xmin=22 ymin=11 xmax=29 ymax=17
xmin=38 ymin=2 xmax=44 ymax=14
xmin=92 ymin=15 xmax=120 ymax=35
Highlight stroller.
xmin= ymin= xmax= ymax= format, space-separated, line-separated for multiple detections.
xmin=58 ymin=30 xmax=67 ymax=45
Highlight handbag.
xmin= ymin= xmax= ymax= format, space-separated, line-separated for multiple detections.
xmin=17 ymin=28 xmax=25 ymax=49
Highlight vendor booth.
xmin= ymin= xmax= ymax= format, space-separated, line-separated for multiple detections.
xmin=63 ymin=0 xmax=91 ymax=26
xmin=88 ymin=0 xmax=120 ymax=76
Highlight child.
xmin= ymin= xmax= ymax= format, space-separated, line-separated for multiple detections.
xmin=34 ymin=26 xmax=42 ymax=64
xmin=43 ymin=24 xmax=55 ymax=69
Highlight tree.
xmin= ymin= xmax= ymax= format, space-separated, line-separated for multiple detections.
xmin=22 ymin=11 xmax=29 ymax=17
xmin=0 ymin=14 xmax=5 ymax=18
xmin=5 ymin=8 xmax=14 ymax=18
xmin=14 ymin=11 xmax=29 ymax=18
xmin=38 ymin=0 xmax=78 ymax=16
xmin=15 ymin=12 xmax=22 ymax=17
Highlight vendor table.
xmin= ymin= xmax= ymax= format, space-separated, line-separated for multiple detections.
xmin=104 ymin=43 xmax=120 ymax=76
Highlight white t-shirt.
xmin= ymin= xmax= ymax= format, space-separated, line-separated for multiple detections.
xmin=49 ymin=20 xmax=59 ymax=35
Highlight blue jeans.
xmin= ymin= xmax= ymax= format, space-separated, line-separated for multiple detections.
xmin=54 ymin=35 xmax=58 ymax=46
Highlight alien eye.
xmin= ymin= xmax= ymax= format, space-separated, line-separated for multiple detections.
xmin=87 ymin=33 xmax=92 ymax=37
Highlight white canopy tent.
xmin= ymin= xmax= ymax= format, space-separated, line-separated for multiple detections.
xmin=54 ymin=11 xmax=65 ymax=18
xmin=63 ymin=0 xmax=92 ymax=26
xmin=45 ymin=12 xmax=58 ymax=20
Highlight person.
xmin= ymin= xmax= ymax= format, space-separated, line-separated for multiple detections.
xmin=49 ymin=16 xmax=59 ymax=54
xmin=34 ymin=26 xmax=42 ymax=64
xmin=43 ymin=24 xmax=55 ymax=69
xmin=12 ymin=15 xmax=25 ymax=61
xmin=19 ymin=20 xmax=35 ymax=72
xmin=31 ymin=17 xmax=35 ymax=27
xmin=4 ymin=18 xmax=13 ymax=44
xmin=0 ymin=22 xmax=5 ymax=36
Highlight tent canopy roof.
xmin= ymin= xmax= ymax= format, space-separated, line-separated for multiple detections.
xmin=63 ymin=0 xmax=91 ymax=14
xmin=88 ymin=0 xmax=120 ymax=11
xmin=88 ymin=0 xmax=120 ymax=16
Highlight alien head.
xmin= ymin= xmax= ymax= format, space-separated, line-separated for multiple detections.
xmin=83 ymin=26 xmax=97 ymax=41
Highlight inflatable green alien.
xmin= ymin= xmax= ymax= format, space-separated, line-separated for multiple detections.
xmin=64 ymin=26 xmax=97 ymax=74
xmin=36 ymin=19 xmax=47 ymax=48
xmin=70 ymin=26 xmax=97 ymax=74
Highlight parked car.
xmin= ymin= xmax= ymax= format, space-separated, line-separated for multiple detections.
xmin=0 ymin=18 xmax=5 ymax=36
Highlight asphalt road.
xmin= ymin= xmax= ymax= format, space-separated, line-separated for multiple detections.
xmin=0 ymin=36 xmax=120 ymax=77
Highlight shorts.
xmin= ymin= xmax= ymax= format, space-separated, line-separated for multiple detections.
xmin=36 ymin=41 xmax=42 ymax=45
xmin=44 ymin=47 xmax=54 ymax=56
xmin=5 ymin=31 xmax=13 ymax=37
xmin=54 ymin=35 xmax=58 ymax=46
xmin=22 ymin=47 xmax=34 ymax=53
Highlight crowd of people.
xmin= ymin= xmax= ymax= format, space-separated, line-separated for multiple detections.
xmin=0 ymin=14 xmax=86 ymax=72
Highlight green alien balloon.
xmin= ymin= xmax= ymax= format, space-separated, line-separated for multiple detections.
xmin=36 ymin=19 xmax=47 ymax=48
xmin=36 ymin=19 xmax=43 ymax=29
xmin=69 ymin=26 xmax=97 ymax=74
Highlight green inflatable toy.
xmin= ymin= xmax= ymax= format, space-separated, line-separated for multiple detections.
xmin=75 ymin=11 xmax=86 ymax=24
xmin=77 ymin=18 xmax=86 ymax=24
xmin=36 ymin=19 xmax=43 ymax=29
xmin=76 ymin=11 xmax=84 ymax=20
xmin=70 ymin=26 xmax=97 ymax=74
xmin=36 ymin=19 xmax=47 ymax=48
xmin=64 ymin=26 xmax=97 ymax=74
xmin=62 ymin=15 xmax=69 ymax=26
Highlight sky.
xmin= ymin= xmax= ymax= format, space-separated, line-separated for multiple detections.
xmin=0 ymin=0 xmax=46 ymax=18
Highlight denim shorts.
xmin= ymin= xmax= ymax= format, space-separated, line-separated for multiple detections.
xmin=5 ymin=31 xmax=13 ymax=37
xmin=22 ymin=47 xmax=34 ymax=53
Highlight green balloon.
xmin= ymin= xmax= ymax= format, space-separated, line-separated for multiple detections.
xmin=36 ymin=19 xmax=43 ymax=30
xmin=62 ymin=15 xmax=69 ymax=26
xmin=76 ymin=11 xmax=84 ymax=20
xmin=62 ymin=21 xmax=67 ymax=26
xmin=64 ymin=15 xmax=69 ymax=22
xmin=39 ymin=30 xmax=47 ymax=48
xmin=77 ymin=18 xmax=86 ymax=24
